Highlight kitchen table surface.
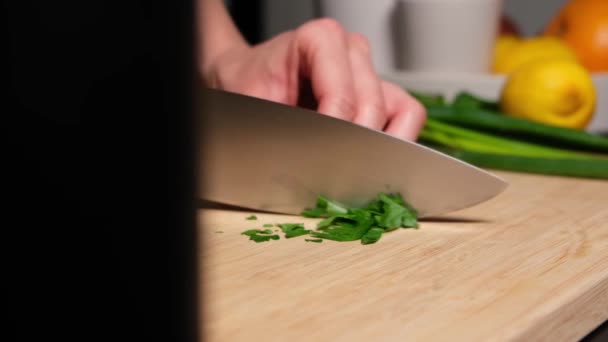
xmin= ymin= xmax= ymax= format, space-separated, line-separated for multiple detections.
xmin=198 ymin=171 xmax=608 ymax=341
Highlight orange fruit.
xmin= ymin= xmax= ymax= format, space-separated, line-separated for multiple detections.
xmin=543 ymin=0 xmax=608 ymax=72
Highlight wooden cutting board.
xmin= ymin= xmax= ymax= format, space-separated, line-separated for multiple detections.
xmin=198 ymin=171 xmax=608 ymax=342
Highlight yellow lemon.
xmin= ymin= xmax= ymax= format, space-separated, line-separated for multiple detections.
xmin=499 ymin=59 xmax=596 ymax=130
xmin=492 ymin=36 xmax=579 ymax=74
xmin=493 ymin=35 xmax=520 ymax=64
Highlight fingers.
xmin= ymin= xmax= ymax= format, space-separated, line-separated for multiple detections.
xmin=295 ymin=19 xmax=356 ymax=121
xmin=294 ymin=19 xmax=426 ymax=140
xmin=382 ymin=82 xmax=427 ymax=141
xmin=347 ymin=33 xmax=387 ymax=130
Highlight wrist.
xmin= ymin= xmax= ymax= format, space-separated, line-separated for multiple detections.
xmin=200 ymin=43 xmax=251 ymax=87
xmin=197 ymin=0 xmax=249 ymax=80
xmin=199 ymin=39 xmax=249 ymax=80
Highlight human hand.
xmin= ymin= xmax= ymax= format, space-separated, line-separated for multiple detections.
xmin=202 ymin=18 xmax=426 ymax=141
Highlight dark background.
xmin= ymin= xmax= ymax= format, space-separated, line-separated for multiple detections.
xmin=228 ymin=0 xmax=263 ymax=44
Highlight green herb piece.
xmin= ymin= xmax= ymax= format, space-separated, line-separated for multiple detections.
xmin=301 ymin=196 xmax=348 ymax=217
xmin=306 ymin=193 xmax=418 ymax=244
xmin=311 ymin=209 xmax=374 ymax=242
xmin=249 ymin=234 xmax=279 ymax=243
xmin=242 ymin=193 xmax=419 ymax=245
xmin=300 ymin=207 xmax=326 ymax=218
xmin=241 ymin=229 xmax=279 ymax=243
xmin=278 ymin=223 xmax=311 ymax=238
xmin=305 ymin=238 xmax=323 ymax=243
xmin=263 ymin=223 xmax=274 ymax=228
xmin=215 ymin=231 xmax=224 ymax=234
xmin=246 ymin=215 xmax=257 ymax=220
xmin=361 ymin=227 xmax=384 ymax=245
xmin=375 ymin=193 xmax=418 ymax=229
xmin=326 ymin=199 xmax=349 ymax=216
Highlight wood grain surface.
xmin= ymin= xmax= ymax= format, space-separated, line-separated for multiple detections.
xmin=198 ymin=171 xmax=608 ymax=342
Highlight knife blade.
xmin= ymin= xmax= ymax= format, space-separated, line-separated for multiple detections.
xmin=199 ymin=88 xmax=507 ymax=218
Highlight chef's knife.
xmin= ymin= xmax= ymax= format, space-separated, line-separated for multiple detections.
xmin=199 ymin=88 xmax=507 ymax=218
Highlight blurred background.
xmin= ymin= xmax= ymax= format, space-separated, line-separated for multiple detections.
xmin=227 ymin=0 xmax=607 ymax=136
xmin=229 ymin=0 xmax=568 ymax=44
xmin=225 ymin=0 xmax=608 ymax=180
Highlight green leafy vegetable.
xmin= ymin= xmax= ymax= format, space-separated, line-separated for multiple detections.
xmin=241 ymin=229 xmax=279 ymax=243
xmin=242 ymin=193 xmax=419 ymax=245
xmin=375 ymin=193 xmax=418 ymax=229
xmin=299 ymin=207 xmax=326 ymax=218
xmin=408 ymin=90 xmax=446 ymax=107
xmin=442 ymin=148 xmax=608 ymax=179
xmin=420 ymin=118 xmax=608 ymax=179
xmin=278 ymin=223 xmax=311 ymax=238
xmin=311 ymin=208 xmax=374 ymax=241
xmin=407 ymin=89 xmax=608 ymax=179
xmin=246 ymin=215 xmax=257 ymax=220
xmin=263 ymin=224 xmax=274 ymax=228
xmin=361 ymin=228 xmax=384 ymax=245
xmin=451 ymin=91 xmax=499 ymax=111
xmin=306 ymin=193 xmax=419 ymax=244
xmin=301 ymin=196 xmax=348 ymax=217
xmin=426 ymin=106 xmax=608 ymax=153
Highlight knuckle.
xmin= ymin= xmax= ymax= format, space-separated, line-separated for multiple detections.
xmin=332 ymin=96 xmax=357 ymax=120
xmin=356 ymin=91 xmax=385 ymax=115
xmin=411 ymin=98 xmax=427 ymax=118
xmin=313 ymin=17 xmax=344 ymax=33
xmin=349 ymin=33 xmax=370 ymax=54
xmin=299 ymin=17 xmax=344 ymax=37
xmin=207 ymin=63 xmax=237 ymax=88
xmin=366 ymin=100 xmax=387 ymax=118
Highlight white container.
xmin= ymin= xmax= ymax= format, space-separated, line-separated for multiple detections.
xmin=588 ymin=73 xmax=608 ymax=133
xmin=316 ymin=0 xmax=399 ymax=73
xmin=396 ymin=0 xmax=502 ymax=73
